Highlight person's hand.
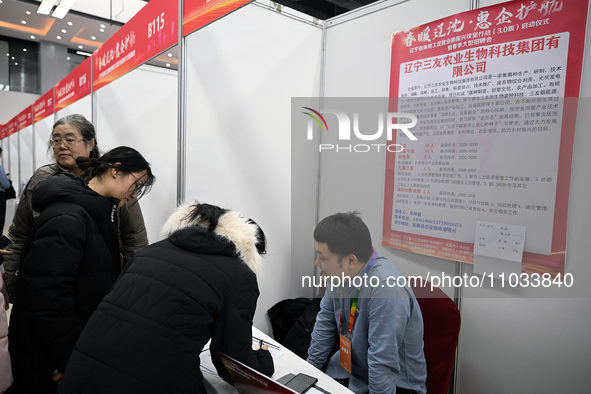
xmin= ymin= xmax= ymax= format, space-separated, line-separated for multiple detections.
xmin=52 ymin=369 xmax=63 ymax=384
xmin=261 ymin=344 xmax=269 ymax=351
xmin=0 ymin=249 xmax=13 ymax=256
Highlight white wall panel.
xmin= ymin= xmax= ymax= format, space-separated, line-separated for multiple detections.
xmin=185 ymin=3 xmax=322 ymax=333
xmin=33 ymin=117 xmax=55 ymax=171
xmin=95 ymin=64 xmax=178 ymax=244
xmin=18 ymin=125 xmax=33 ymax=194
xmin=56 ymin=96 xmax=92 ymax=123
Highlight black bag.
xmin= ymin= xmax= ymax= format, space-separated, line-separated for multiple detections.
xmin=5 ymin=180 xmax=16 ymax=200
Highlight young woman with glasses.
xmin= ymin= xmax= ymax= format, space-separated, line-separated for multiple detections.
xmin=7 ymin=146 xmax=155 ymax=394
xmin=2 ymin=114 xmax=150 ymax=301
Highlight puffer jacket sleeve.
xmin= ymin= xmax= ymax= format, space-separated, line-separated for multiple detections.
xmin=17 ymin=212 xmax=87 ymax=372
xmin=117 ymin=199 xmax=148 ymax=266
xmin=0 ymin=281 xmax=12 ymax=392
xmin=210 ymin=271 xmax=274 ymax=383
xmin=4 ymin=166 xmax=56 ymax=297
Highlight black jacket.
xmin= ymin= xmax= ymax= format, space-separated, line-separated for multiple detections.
xmin=8 ymin=173 xmax=121 ymax=392
xmin=58 ymin=204 xmax=274 ymax=394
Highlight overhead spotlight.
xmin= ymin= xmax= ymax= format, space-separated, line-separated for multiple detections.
xmin=75 ymin=50 xmax=92 ymax=57
xmin=21 ymin=20 xmax=27 ymax=24
xmin=26 ymin=11 xmax=31 ymax=15
xmin=23 ymin=48 xmax=27 ymax=52
xmin=56 ymin=35 xmax=62 ymax=40
xmin=67 ymin=21 xmax=73 ymax=26
xmin=91 ymin=36 xmax=96 ymax=40
xmin=30 ymin=35 xmax=36 ymax=39
xmin=166 ymin=63 xmax=171 ymax=68
xmin=78 ymin=45 xmax=83 ymax=49
xmin=61 ymin=29 xmax=67 ymax=33
xmin=67 ymin=56 xmax=70 ymax=60
xmin=99 ymin=28 xmax=105 ymax=32
xmin=167 ymin=53 xmax=172 ymax=57
xmin=100 ymin=24 xmax=105 ymax=29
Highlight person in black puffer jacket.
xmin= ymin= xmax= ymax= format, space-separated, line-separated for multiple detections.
xmin=7 ymin=146 xmax=155 ymax=394
xmin=58 ymin=203 xmax=274 ymax=394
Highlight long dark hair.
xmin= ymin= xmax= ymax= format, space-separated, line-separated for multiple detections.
xmin=76 ymin=146 xmax=155 ymax=199
xmin=51 ymin=114 xmax=99 ymax=159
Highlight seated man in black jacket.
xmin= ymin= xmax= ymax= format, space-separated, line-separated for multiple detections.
xmin=59 ymin=203 xmax=273 ymax=394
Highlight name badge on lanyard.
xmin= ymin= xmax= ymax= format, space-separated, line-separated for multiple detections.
xmin=338 ymin=249 xmax=377 ymax=374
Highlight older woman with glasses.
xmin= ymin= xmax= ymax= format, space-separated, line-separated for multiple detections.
xmin=7 ymin=146 xmax=155 ymax=394
xmin=2 ymin=114 xmax=149 ymax=301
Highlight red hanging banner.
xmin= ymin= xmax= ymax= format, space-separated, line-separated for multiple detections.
xmin=17 ymin=106 xmax=33 ymax=130
xmin=33 ymin=88 xmax=55 ymax=123
xmin=93 ymin=0 xmax=178 ymax=91
xmin=55 ymin=57 xmax=92 ymax=112
xmin=183 ymin=0 xmax=252 ymax=36
xmin=6 ymin=117 xmax=18 ymax=137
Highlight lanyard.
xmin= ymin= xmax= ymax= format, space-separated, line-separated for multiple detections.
xmin=339 ymin=248 xmax=377 ymax=336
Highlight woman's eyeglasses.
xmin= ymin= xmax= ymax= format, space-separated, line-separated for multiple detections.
xmin=129 ymin=173 xmax=146 ymax=198
xmin=50 ymin=138 xmax=85 ymax=147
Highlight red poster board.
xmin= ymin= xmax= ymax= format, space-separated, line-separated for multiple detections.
xmin=7 ymin=117 xmax=18 ymax=137
xmin=17 ymin=106 xmax=32 ymax=130
xmin=33 ymin=88 xmax=55 ymax=123
xmin=183 ymin=0 xmax=252 ymax=36
xmin=0 ymin=124 xmax=6 ymax=140
xmin=383 ymin=0 xmax=588 ymax=275
xmin=55 ymin=57 xmax=92 ymax=112
xmin=93 ymin=0 xmax=178 ymax=91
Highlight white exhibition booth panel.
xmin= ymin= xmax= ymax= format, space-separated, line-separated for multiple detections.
xmin=33 ymin=116 xmax=55 ymax=172
xmin=18 ymin=125 xmax=34 ymax=195
xmin=317 ymin=1 xmax=591 ymax=393
xmin=184 ymin=3 xmax=322 ymax=331
xmin=95 ymin=64 xmax=178 ymax=244
xmin=7 ymin=133 xmax=18 ymax=188
xmin=56 ymin=96 xmax=92 ymax=124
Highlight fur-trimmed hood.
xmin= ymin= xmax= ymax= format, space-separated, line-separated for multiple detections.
xmin=161 ymin=203 xmax=262 ymax=275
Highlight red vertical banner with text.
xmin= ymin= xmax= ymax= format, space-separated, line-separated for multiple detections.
xmin=93 ymin=0 xmax=178 ymax=91
xmin=33 ymin=88 xmax=55 ymax=123
xmin=55 ymin=57 xmax=92 ymax=112
xmin=0 ymin=124 xmax=6 ymax=140
xmin=17 ymin=106 xmax=33 ymax=130
xmin=7 ymin=117 xmax=18 ymax=137
xmin=383 ymin=0 xmax=588 ymax=275
xmin=183 ymin=0 xmax=252 ymax=36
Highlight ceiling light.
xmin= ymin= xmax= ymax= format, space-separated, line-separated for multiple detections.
xmin=14 ymin=62 xmax=18 ymax=66
xmin=99 ymin=28 xmax=104 ymax=33
xmin=67 ymin=21 xmax=73 ymax=26
xmin=21 ymin=20 xmax=27 ymax=24
xmin=66 ymin=56 xmax=70 ymax=60
xmin=52 ymin=4 xmax=70 ymax=19
xmin=167 ymin=53 xmax=172 ymax=57
xmin=56 ymin=35 xmax=62 ymax=40
xmin=166 ymin=63 xmax=171 ymax=68
xmin=23 ymin=48 xmax=27 ymax=52
xmin=30 ymin=35 xmax=36 ymax=39
xmin=100 ymin=24 xmax=105 ymax=29
xmin=78 ymin=45 xmax=83 ymax=49
xmin=61 ymin=29 xmax=67 ymax=33
xmin=76 ymin=50 xmax=92 ymax=57
xmin=37 ymin=0 xmax=57 ymax=15
xmin=26 ymin=11 xmax=31 ymax=15
xmin=91 ymin=36 xmax=96 ymax=40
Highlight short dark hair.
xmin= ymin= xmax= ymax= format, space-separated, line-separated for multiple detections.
xmin=314 ymin=211 xmax=373 ymax=262
xmin=76 ymin=146 xmax=155 ymax=199
xmin=52 ymin=114 xmax=99 ymax=158
xmin=186 ymin=203 xmax=267 ymax=255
